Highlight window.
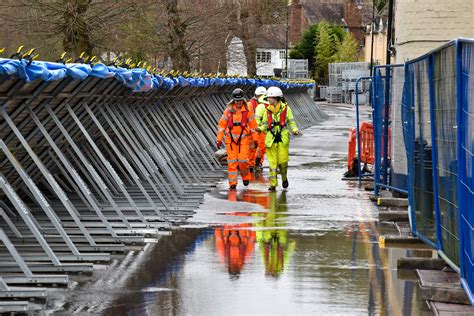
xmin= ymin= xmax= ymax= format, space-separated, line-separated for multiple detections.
xmin=256 ymin=51 xmax=272 ymax=63
xmin=279 ymin=51 xmax=286 ymax=59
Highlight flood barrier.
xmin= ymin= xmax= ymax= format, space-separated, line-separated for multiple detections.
xmin=0 ymin=58 xmax=325 ymax=310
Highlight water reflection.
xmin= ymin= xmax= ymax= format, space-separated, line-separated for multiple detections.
xmin=214 ymin=222 xmax=256 ymax=276
xmin=255 ymin=192 xmax=295 ymax=278
xmin=41 ymin=105 xmax=431 ymax=315
xmin=215 ymin=189 xmax=295 ymax=278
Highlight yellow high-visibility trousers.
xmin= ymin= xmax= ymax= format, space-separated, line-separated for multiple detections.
xmin=266 ymin=142 xmax=289 ymax=187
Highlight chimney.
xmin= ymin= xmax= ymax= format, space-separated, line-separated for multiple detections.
xmin=289 ymin=0 xmax=303 ymax=46
xmin=344 ymin=0 xmax=364 ymax=45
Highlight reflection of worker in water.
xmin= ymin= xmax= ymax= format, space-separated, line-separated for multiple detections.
xmin=255 ymin=191 xmax=295 ymax=277
xmin=215 ymin=190 xmax=294 ymax=277
xmin=214 ymin=190 xmax=257 ymax=276
xmin=215 ymin=226 xmax=256 ymax=276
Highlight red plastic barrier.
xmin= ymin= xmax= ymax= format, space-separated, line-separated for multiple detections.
xmin=347 ymin=122 xmax=376 ymax=171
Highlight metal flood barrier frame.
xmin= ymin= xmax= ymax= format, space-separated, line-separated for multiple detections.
xmin=397 ymin=38 xmax=474 ymax=304
xmin=0 ymin=59 xmax=321 ymax=311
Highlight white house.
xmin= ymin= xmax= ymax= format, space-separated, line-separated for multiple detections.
xmin=227 ymin=25 xmax=288 ymax=77
xmin=256 ymin=48 xmax=288 ymax=77
xmin=256 ymin=24 xmax=288 ymax=77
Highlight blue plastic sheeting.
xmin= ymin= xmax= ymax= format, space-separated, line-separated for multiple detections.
xmin=0 ymin=58 xmax=314 ymax=92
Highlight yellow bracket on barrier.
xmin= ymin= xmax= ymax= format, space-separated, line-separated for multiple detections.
xmin=378 ymin=236 xmax=385 ymax=248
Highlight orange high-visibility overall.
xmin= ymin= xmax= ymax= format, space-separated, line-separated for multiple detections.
xmin=217 ymin=101 xmax=258 ymax=186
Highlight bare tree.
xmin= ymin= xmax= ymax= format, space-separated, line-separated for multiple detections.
xmin=0 ymin=0 xmax=288 ymax=75
xmin=224 ymin=0 xmax=287 ymax=76
xmin=0 ymin=0 xmax=137 ymax=59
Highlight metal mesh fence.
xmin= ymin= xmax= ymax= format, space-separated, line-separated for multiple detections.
xmin=373 ymin=65 xmax=408 ymax=195
xmin=287 ymin=59 xmax=309 ymax=80
xmin=432 ymin=44 xmax=459 ymax=265
xmin=373 ymin=65 xmax=408 ymax=194
xmin=355 ymin=41 xmax=474 ymax=298
xmin=328 ymin=62 xmax=369 ymax=104
xmin=460 ymin=40 xmax=474 ymax=299
xmin=373 ymin=67 xmax=387 ymax=190
xmin=409 ymin=57 xmax=437 ymax=245
xmin=329 ymin=62 xmax=369 ymax=87
xmin=390 ymin=66 xmax=408 ymax=190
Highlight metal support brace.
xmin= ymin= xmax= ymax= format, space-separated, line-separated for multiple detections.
xmin=27 ymin=106 xmax=116 ymax=240
xmin=45 ymin=104 xmax=132 ymax=229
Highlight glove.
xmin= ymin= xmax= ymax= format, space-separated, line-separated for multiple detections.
xmin=216 ymin=140 xmax=222 ymax=149
xmin=255 ymin=127 xmax=262 ymax=132
xmin=254 ymin=141 xmax=259 ymax=148
xmin=293 ymin=130 xmax=301 ymax=136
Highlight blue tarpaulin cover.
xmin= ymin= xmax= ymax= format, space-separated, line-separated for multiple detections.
xmin=0 ymin=58 xmax=314 ymax=92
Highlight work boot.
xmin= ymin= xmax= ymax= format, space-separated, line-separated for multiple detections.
xmin=268 ymin=186 xmax=276 ymax=191
xmin=243 ymin=180 xmax=249 ymax=186
xmin=282 ymin=180 xmax=289 ymax=188
xmin=230 ymin=184 xmax=237 ymax=190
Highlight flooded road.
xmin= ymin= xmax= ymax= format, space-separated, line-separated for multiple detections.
xmin=45 ymin=104 xmax=432 ymax=315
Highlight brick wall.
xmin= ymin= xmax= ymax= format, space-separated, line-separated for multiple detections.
xmin=395 ymin=0 xmax=474 ymax=62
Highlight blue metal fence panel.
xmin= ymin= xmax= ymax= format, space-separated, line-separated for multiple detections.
xmin=373 ymin=65 xmax=408 ymax=196
xmin=431 ymin=44 xmax=460 ymax=266
xmin=373 ymin=68 xmax=384 ymax=196
xmin=390 ymin=66 xmax=408 ymax=191
xmin=400 ymin=38 xmax=474 ymax=302
xmin=405 ymin=57 xmax=438 ymax=246
xmin=459 ymin=40 xmax=474 ymax=304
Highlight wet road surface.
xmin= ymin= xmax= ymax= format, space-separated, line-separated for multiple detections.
xmin=44 ymin=104 xmax=433 ymax=315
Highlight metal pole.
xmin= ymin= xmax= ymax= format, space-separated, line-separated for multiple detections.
xmin=369 ymin=0 xmax=375 ymax=76
xmin=285 ymin=2 xmax=290 ymax=79
xmin=382 ymin=0 xmax=394 ymax=186
xmin=355 ymin=76 xmax=373 ymax=187
xmin=385 ymin=0 xmax=394 ymax=67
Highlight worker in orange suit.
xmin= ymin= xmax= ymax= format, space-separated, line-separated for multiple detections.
xmin=248 ymin=86 xmax=267 ymax=172
xmin=216 ymin=88 xmax=259 ymax=189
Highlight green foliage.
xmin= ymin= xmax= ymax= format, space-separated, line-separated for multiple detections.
xmin=289 ymin=24 xmax=319 ymax=61
xmin=290 ymin=20 xmax=363 ymax=83
xmin=290 ymin=21 xmax=349 ymax=82
xmin=333 ymin=32 xmax=359 ymax=63
xmin=375 ymin=0 xmax=388 ymax=13
xmin=314 ymin=22 xmax=334 ymax=82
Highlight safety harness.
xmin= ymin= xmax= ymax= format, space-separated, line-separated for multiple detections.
xmin=227 ymin=104 xmax=249 ymax=152
xmin=266 ymin=104 xmax=288 ymax=143
xmin=250 ymin=97 xmax=259 ymax=111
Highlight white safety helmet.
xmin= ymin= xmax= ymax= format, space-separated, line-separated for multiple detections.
xmin=255 ymin=86 xmax=267 ymax=96
xmin=266 ymin=86 xmax=283 ymax=98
